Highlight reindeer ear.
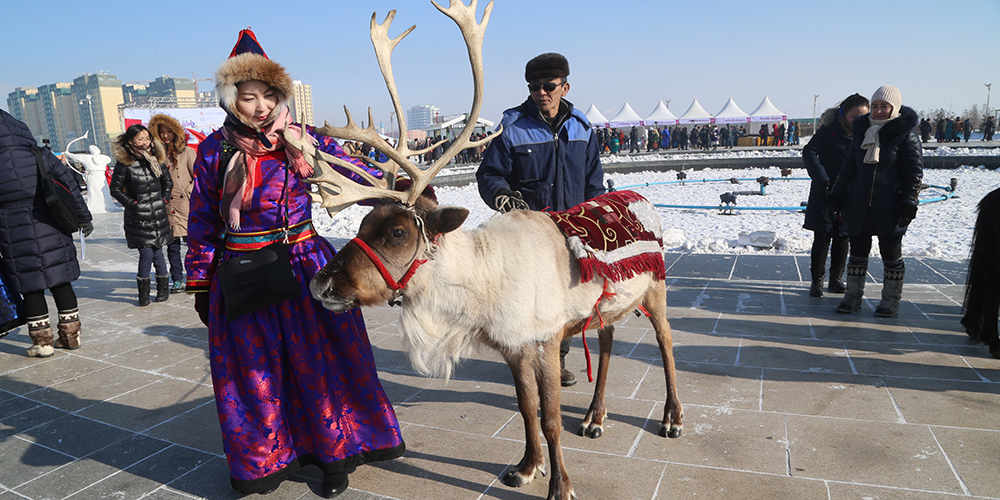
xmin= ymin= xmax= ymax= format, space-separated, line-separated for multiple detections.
xmin=425 ymin=207 xmax=468 ymax=236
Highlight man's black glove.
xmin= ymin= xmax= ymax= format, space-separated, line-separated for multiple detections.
xmin=79 ymin=221 xmax=94 ymax=238
xmin=494 ymin=188 xmax=529 ymax=213
xmin=897 ymin=204 xmax=918 ymax=228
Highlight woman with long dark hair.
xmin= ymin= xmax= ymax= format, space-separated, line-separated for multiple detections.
xmin=110 ymin=124 xmax=173 ymax=306
xmin=802 ymin=93 xmax=869 ymax=297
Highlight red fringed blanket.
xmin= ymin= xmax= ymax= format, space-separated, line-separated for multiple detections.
xmin=547 ymin=190 xmax=665 ymax=284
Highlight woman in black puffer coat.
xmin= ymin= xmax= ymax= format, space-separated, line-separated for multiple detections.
xmin=802 ymin=93 xmax=869 ymax=297
xmin=109 ymin=124 xmax=173 ymax=306
xmin=0 ymin=109 xmax=93 ymax=357
xmin=828 ymin=85 xmax=923 ymax=318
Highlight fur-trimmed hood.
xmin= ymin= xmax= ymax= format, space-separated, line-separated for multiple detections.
xmin=147 ymin=114 xmax=187 ymax=157
xmin=215 ymin=52 xmax=293 ymax=130
xmin=112 ymin=139 xmax=165 ymax=166
xmin=819 ymin=107 xmax=839 ymax=127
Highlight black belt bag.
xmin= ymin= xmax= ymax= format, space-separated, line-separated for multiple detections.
xmin=216 ymin=163 xmax=301 ymax=321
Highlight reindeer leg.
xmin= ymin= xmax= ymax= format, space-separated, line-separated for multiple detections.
xmin=579 ymin=324 xmax=614 ymax=438
xmin=644 ymin=282 xmax=683 ymax=438
xmin=501 ymin=350 xmax=546 ymax=487
xmin=539 ymin=335 xmax=574 ymax=500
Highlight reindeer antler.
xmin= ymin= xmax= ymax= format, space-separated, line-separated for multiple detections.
xmin=297 ymin=0 xmax=501 ymax=211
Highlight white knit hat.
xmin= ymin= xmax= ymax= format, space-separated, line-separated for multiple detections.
xmin=871 ymin=85 xmax=902 ymax=120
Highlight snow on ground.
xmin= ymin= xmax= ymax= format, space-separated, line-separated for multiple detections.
xmin=313 ymin=164 xmax=1000 ymax=262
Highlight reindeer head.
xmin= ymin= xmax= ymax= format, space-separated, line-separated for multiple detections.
xmin=297 ymin=1 xmax=497 ymax=311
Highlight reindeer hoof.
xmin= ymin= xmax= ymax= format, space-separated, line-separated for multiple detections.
xmin=502 ymin=465 xmax=542 ymax=488
xmin=578 ymin=423 xmax=603 ymax=438
xmin=659 ymin=424 xmax=683 ymax=438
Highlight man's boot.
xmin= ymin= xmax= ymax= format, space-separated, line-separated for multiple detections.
xmin=55 ymin=307 xmax=81 ymax=349
xmin=560 ymin=337 xmax=576 ymax=387
xmin=874 ymin=259 xmax=905 ymax=318
xmin=26 ymin=314 xmax=54 ymax=358
xmin=137 ymin=277 xmax=151 ymax=306
xmin=155 ymin=275 xmax=170 ymax=302
xmin=835 ymin=257 xmax=868 ymax=314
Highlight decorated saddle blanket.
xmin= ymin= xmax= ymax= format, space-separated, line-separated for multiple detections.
xmin=546 ymin=190 xmax=665 ymax=284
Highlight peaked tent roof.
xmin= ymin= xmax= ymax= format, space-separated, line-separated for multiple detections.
xmin=644 ymin=100 xmax=678 ymax=125
xmin=678 ymin=99 xmax=713 ymax=124
xmin=714 ymin=97 xmax=751 ymax=124
xmin=609 ymin=102 xmax=644 ymax=127
xmin=749 ymin=96 xmax=787 ymax=122
xmin=584 ymin=103 xmax=610 ymax=127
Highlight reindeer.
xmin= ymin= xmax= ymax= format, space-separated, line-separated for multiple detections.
xmin=285 ymin=3 xmax=683 ymax=499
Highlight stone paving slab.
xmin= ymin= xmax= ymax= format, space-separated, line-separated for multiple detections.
xmin=1 ymin=211 xmax=998 ymax=500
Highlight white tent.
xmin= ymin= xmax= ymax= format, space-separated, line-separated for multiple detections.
xmin=678 ymin=99 xmax=713 ymax=124
xmin=714 ymin=97 xmax=751 ymax=124
xmin=584 ymin=103 xmax=610 ymax=128
xmin=749 ymin=96 xmax=787 ymax=123
xmin=644 ymin=100 xmax=678 ymax=125
xmin=608 ymin=102 xmax=644 ymax=128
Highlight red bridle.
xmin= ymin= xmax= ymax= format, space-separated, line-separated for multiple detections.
xmin=350 ymin=237 xmax=428 ymax=291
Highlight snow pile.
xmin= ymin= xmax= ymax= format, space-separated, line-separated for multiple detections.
xmin=312 ymin=165 xmax=1000 ymax=261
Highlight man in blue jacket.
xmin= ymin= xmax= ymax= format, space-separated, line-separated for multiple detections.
xmin=477 ymin=52 xmax=605 ymax=387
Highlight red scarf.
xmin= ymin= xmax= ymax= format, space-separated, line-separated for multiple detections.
xmin=220 ymin=106 xmax=315 ymax=230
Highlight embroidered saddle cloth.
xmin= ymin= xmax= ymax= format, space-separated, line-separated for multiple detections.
xmin=546 ymin=190 xmax=666 ymax=284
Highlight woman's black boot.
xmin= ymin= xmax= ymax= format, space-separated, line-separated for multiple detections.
xmin=137 ymin=277 xmax=151 ymax=306
xmin=322 ymin=471 xmax=349 ymax=498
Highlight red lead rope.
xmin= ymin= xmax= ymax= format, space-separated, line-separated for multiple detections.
xmin=579 ymin=279 xmax=617 ymax=382
xmin=350 ymin=237 xmax=427 ymax=291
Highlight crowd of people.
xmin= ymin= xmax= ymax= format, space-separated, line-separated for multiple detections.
xmin=918 ymin=115 xmax=995 ymax=143
xmin=592 ymin=122 xmax=802 ymax=153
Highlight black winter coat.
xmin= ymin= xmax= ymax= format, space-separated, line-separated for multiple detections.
xmin=0 ymin=110 xmax=92 ymax=295
xmin=109 ymin=144 xmax=173 ymax=249
xmin=802 ymin=108 xmax=853 ymax=233
xmin=831 ymin=106 xmax=923 ymax=238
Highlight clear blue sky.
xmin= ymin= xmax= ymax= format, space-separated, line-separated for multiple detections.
xmin=3 ymin=0 xmax=999 ymax=129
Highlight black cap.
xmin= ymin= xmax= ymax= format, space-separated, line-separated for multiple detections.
xmin=525 ymin=53 xmax=569 ymax=82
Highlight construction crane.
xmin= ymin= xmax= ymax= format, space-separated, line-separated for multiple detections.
xmin=192 ymin=73 xmax=213 ymax=96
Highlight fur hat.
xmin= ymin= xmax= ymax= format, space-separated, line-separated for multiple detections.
xmin=147 ymin=113 xmax=187 ymax=157
xmin=215 ymin=28 xmax=293 ymax=128
xmin=525 ymin=53 xmax=569 ymax=82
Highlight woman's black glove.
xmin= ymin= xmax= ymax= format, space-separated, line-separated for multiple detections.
xmin=897 ymin=204 xmax=918 ymax=228
xmin=79 ymin=221 xmax=94 ymax=237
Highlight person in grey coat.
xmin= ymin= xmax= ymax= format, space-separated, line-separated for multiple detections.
xmin=0 ymin=109 xmax=93 ymax=357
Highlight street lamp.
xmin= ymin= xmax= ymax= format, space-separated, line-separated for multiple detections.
xmin=79 ymin=94 xmax=95 ymax=148
xmin=813 ymin=94 xmax=819 ymax=135
xmin=985 ymin=83 xmax=992 ymax=124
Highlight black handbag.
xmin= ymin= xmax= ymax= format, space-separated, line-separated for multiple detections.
xmin=215 ymin=163 xmax=301 ymax=321
xmin=32 ymin=146 xmax=80 ymax=234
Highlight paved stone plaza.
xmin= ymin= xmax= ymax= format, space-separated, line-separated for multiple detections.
xmin=2 ymin=211 xmax=998 ymax=500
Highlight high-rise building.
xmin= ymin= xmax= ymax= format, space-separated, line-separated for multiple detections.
xmin=7 ymin=84 xmax=82 ymax=151
xmin=406 ymin=104 xmax=439 ymax=131
xmin=147 ymin=76 xmax=196 ymax=102
xmin=7 ymin=87 xmax=44 ymax=140
xmin=290 ymin=80 xmax=314 ymax=126
xmin=72 ymin=73 xmax=124 ymax=154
